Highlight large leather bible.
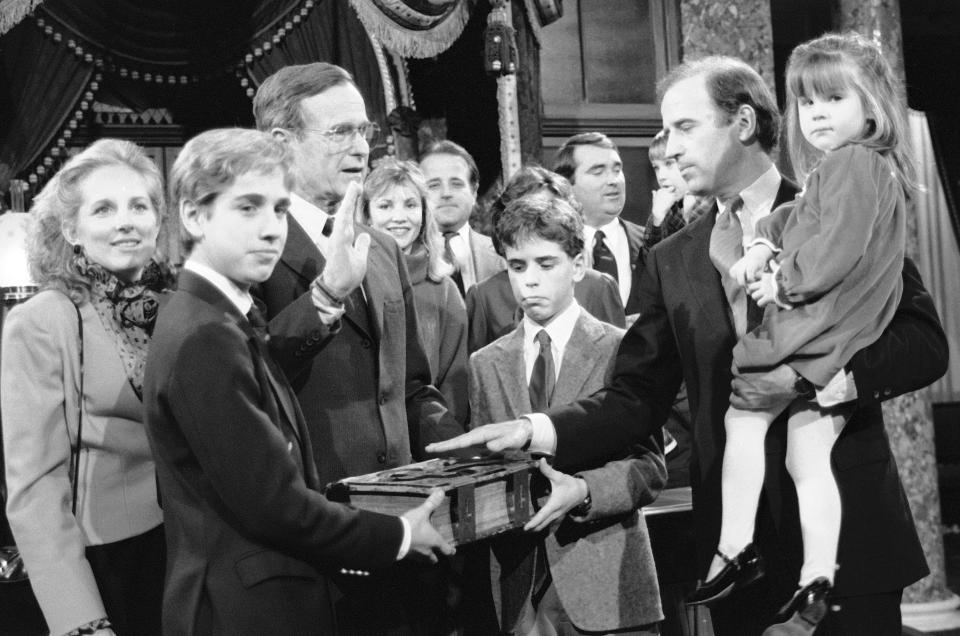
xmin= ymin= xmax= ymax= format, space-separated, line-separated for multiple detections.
xmin=325 ymin=454 xmax=544 ymax=546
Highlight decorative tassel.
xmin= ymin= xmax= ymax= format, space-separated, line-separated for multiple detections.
xmin=347 ymin=0 xmax=470 ymax=59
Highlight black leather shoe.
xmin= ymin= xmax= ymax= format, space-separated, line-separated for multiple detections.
xmin=685 ymin=543 xmax=765 ymax=606
xmin=761 ymin=577 xmax=833 ymax=636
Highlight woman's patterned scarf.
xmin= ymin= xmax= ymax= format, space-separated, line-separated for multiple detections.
xmin=75 ymin=253 xmax=168 ymax=400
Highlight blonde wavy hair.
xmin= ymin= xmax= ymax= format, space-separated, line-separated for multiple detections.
xmin=27 ymin=138 xmax=167 ymax=303
xmin=362 ymin=158 xmax=453 ymax=282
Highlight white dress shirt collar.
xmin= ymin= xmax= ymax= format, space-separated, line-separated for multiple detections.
xmin=521 ymin=300 xmax=581 ymax=382
xmin=716 ymin=164 xmax=782 ymax=244
xmin=183 ymin=260 xmax=253 ymax=315
xmin=583 ymin=218 xmax=630 ymax=308
xmin=289 ymin=192 xmax=331 ymax=250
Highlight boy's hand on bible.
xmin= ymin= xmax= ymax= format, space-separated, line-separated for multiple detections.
xmin=523 ymin=459 xmax=589 ymax=532
xmin=402 ymin=489 xmax=456 ymax=564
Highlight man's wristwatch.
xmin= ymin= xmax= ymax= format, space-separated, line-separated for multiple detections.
xmin=569 ymin=479 xmax=592 ymax=517
xmin=793 ymin=370 xmax=816 ymax=400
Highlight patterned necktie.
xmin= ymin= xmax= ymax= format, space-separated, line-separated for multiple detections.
xmin=444 ymin=231 xmax=466 ymax=296
xmin=528 ymin=330 xmax=555 ymax=411
xmin=709 ymin=196 xmax=751 ymax=336
xmin=591 ymin=230 xmax=619 ymax=281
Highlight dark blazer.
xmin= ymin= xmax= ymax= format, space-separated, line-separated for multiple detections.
xmin=143 ymin=271 xmax=404 ymax=636
xmin=256 ymin=216 xmax=463 ymax=488
xmin=548 ymin=181 xmax=947 ymax=618
xmin=471 ymin=311 xmax=665 ymax=631
xmin=621 ymin=217 xmax=647 ymax=316
xmin=465 ymin=268 xmax=626 ymax=353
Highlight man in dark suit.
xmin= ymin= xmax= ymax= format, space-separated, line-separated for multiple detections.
xmin=252 ymin=63 xmax=462 ymax=634
xmin=144 ymin=129 xmax=453 ymax=635
xmin=428 ymin=56 xmax=948 ymax=636
xmin=421 ymin=140 xmax=505 ymax=296
xmin=553 ymin=132 xmax=647 ymax=319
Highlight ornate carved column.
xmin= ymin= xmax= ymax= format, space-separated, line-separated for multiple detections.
xmin=678 ymin=0 xmax=776 ymax=93
xmin=835 ymin=0 xmax=960 ymax=630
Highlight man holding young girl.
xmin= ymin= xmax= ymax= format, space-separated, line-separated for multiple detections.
xmin=429 ymin=55 xmax=947 ymax=635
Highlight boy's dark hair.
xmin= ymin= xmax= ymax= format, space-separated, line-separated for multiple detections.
xmin=552 ymin=132 xmax=618 ymax=183
xmin=495 ymin=194 xmax=584 ymax=259
xmin=489 ymin=164 xmax=580 ymax=255
xmin=648 ymin=129 xmax=669 ymax=163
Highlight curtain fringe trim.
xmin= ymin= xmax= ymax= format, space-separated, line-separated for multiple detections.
xmin=347 ymin=0 xmax=470 ymax=59
xmin=0 ymin=0 xmax=43 ymax=35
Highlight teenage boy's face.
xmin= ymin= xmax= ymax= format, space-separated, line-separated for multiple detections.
xmin=505 ymin=236 xmax=584 ymax=326
xmin=190 ymin=169 xmax=291 ymax=290
xmin=652 ymin=158 xmax=688 ymax=196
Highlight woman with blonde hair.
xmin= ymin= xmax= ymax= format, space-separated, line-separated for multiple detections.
xmin=362 ymin=158 xmax=468 ymax=423
xmin=2 ymin=138 xmax=171 ymax=636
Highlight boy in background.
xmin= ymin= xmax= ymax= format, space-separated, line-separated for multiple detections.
xmin=469 ymin=194 xmax=665 ymax=635
xmin=644 ymin=129 xmax=705 ymax=248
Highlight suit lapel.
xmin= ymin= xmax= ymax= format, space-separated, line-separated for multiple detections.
xmin=620 ymin=218 xmax=643 ymax=267
xmin=493 ymin=325 xmax=531 ymax=415
xmin=179 ymin=271 xmax=303 ymax=444
xmin=553 ymin=312 xmax=603 ymax=403
xmin=278 ymin=216 xmax=324 ymax=286
xmin=355 ymin=231 xmax=381 ymax=342
xmin=679 ymin=207 xmax=736 ymax=338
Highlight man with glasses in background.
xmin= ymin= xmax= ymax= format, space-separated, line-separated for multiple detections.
xmin=253 ymin=63 xmax=463 ymax=635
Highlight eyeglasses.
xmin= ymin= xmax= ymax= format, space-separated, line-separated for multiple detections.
xmin=301 ymin=122 xmax=381 ymax=148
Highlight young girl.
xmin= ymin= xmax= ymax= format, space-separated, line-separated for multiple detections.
xmin=688 ymin=32 xmax=916 ymax=621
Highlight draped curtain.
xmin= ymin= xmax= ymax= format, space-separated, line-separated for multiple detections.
xmin=911 ymin=110 xmax=960 ymax=403
xmin=0 ymin=0 xmax=393 ymax=192
xmin=245 ymin=1 xmax=387 ymax=131
xmin=0 ymin=18 xmax=92 ymax=191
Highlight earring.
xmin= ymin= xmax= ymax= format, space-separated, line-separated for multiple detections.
xmin=72 ymin=243 xmax=82 ymax=255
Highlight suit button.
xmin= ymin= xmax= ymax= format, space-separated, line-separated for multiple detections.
xmin=377 ymin=452 xmax=387 ymax=464
xmin=883 ymin=387 xmax=892 ymax=397
xmin=378 ymin=394 xmax=387 ymax=405
xmin=361 ymin=338 xmax=372 ymax=349
xmin=873 ymin=390 xmax=881 ymax=399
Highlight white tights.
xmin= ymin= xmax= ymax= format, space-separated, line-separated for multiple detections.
xmin=715 ymin=399 xmax=847 ymax=586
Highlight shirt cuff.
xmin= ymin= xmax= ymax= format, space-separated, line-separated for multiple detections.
xmin=748 ymin=237 xmax=781 ymax=253
xmin=816 ymin=369 xmax=858 ymax=407
xmin=523 ymin=413 xmax=557 ymax=455
xmin=310 ymin=281 xmax=347 ymax=325
xmin=315 ymin=303 xmax=345 ymax=325
xmin=395 ymin=517 xmax=412 ymax=560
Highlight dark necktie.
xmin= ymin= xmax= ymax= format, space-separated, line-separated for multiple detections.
xmin=528 ymin=329 xmax=555 ymax=411
xmin=322 ymin=215 xmax=334 ymax=237
xmin=246 ymin=301 xmax=267 ymax=332
xmin=591 ymin=230 xmax=618 ymax=282
xmin=710 ymin=196 xmax=762 ymax=336
xmin=444 ymin=231 xmax=466 ymax=296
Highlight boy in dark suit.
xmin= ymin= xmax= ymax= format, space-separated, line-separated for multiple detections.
xmin=470 ymin=195 xmax=665 ymax=635
xmin=143 ymin=128 xmax=454 ymax=635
